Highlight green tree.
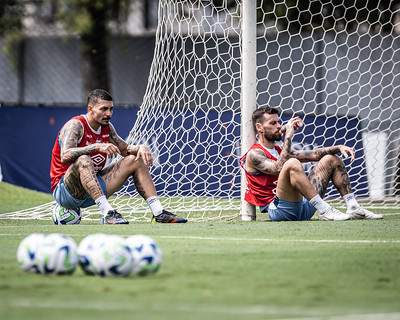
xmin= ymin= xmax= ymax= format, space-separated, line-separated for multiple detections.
xmin=56 ymin=0 xmax=130 ymax=98
xmin=0 ymin=0 xmax=24 ymax=67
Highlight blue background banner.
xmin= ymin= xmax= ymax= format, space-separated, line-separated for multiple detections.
xmin=0 ymin=106 xmax=368 ymax=198
xmin=0 ymin=106 xmax=137 ymax=193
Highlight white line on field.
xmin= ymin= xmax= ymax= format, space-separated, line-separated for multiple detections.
xmin=157 ymin=236 xmax=400 ymax=244
xmin=1 ymin=233 xmax=399 ymax=244
xmin=7 ymin=299 xmax=400 ymax=320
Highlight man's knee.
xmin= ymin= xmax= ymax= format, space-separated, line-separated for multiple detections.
xmin=123 ymin=155 xmax=148 ymax=172
xmin=320 ymin=154 xmax=343 ymax=167
xmin=282 ymin=158 xmax=303 ymax=171
xmin=75 ymin=155 xmax=94 ymax=168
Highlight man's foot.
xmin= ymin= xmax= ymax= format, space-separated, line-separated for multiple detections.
xmin=319 ymin=206 xmax=352 ymax=221
xmin=151 ymin=210 xmax=187 ymax=223
xmin=100 ymin=210 xmax=129 ymax=224
xmin=346 ymin=207 xmax=383 ymax=220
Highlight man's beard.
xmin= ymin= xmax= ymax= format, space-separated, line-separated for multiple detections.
xmin=263 ymin=131 xmax=282 ymax=142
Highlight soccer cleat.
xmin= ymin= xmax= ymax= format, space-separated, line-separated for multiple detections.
xmin=346 ymin=207 xmax=383 ymax=220
xmin=151 ymin=210 xmax=188 ymax=223
xmin=319 ymin=206 xmax=352 ymax=221
xmin=100 ymin=210 xmax=129 ymax=225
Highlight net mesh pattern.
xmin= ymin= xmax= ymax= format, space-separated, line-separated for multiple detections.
xmin=2 ymin=0 xmax=399 ymax=221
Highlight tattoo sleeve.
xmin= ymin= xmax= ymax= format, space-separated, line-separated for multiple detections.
xmin=295 ymin=146 xmax=340 ymax=162
xmin=249 ymin=149 xmax=280 ymax=175
xmin=108 ymin=123 xmax=129 ymax=155
xmin=60 ymin=120 xmax=97 ymax=164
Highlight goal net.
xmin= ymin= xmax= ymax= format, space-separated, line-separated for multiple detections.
xmin=2 ymin=0 xmax=400 ymax=221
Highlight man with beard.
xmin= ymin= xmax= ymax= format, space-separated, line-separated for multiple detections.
xmin=50 ymin=89 xmax=187 ymax=224
xmin=240 ymin=107 xmax=383 ymax=221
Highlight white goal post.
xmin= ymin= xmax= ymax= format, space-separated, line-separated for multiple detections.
xmin=2 ymin=0 xmax=400 ymax=221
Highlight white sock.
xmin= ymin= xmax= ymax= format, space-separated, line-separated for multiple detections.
xmin=95 ymin=195 xmax=114 ymax=216
xmin=146 ymin=196 xmax=164 ymax=216
xmin=309 ymin=195 xmax=330 ymax=214
xmin=343 ymin=193 xmax=360 ymax=211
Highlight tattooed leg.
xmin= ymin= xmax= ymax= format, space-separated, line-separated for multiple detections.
xmin=100 ymin=155 xmax=157 ymax=199
xmin=308 ymin=154 xmax=353 ymax=198
xmin=63 ymin=155 xmax=105 ymax=200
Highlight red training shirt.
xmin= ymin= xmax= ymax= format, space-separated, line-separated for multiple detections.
xmin=239 ymin=143 xmax=281 ymax=207
xmin=50 ymin=115 xmax=110 ymax=193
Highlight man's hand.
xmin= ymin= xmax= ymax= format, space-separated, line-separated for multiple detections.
xmin=338 ymin=145 xmax=355 ymax=162
xmin=135 ymin=144 xmax=153 ymax=167
xmin=283 ymin=118 xmax=300 ymax=139
xmin=97 ymin=143 xmax=121 ymax=158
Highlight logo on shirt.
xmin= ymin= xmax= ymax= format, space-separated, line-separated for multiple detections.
xmin=91 ymin=154 xmax=106 ymax=166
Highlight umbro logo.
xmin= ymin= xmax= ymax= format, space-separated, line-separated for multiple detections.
xmin=91 ymin=154 xmax=105 ymax=165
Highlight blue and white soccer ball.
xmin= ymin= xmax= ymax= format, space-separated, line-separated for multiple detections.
xmin=126 ymin=235 xmax=163 ymax=276
xmin=91 ymin=235 xmax=134 ymax=277
xmin=52 ymin=203 xmax=81 ymax=225
xmin=77 ymin=233 xmax=108 ymax=275
xmin=35 ymin=233 xmax=79 ymax=275
xmin=16 ymin=233 xmax=47 ymax=273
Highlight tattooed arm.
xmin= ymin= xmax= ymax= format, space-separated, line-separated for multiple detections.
xmin=246 ymin=124 xmax=297 ymax=175
xmin=60 ymin=119 xmax=120 ymax=164
xmin=108 ymin=123 xmax=153 ymax=167
xmin=292 ymin=145 xmax=355 ymax=163
xmin=246 ymin=142 xmax=294 ymax=175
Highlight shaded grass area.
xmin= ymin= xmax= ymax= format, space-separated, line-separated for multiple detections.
xmin=0 ymin=182 xmax=399 ymax=320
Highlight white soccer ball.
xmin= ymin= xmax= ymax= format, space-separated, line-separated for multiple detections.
xmin=126 ymin=235 xmax=163 ymax=276
xmin=35 ymin=233 xmax=79 ymax=275
xmin=91 ymin=235 xmax=134 ymax=277
xmin=52 ymin=203 xmax=81 ymax=225
xmin=77 ymin=233 xmax=108 ymax=275
xmin=16 ymin=233 xmax=47 ymax=273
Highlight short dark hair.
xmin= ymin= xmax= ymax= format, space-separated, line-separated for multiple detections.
xmin=252 ymin=107 xmax=279 ymax=132
xmin=87 ymin=89 xmax=113 ymax=107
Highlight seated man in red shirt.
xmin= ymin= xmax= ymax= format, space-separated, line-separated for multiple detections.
xmin=50 ymin=89 xmax=187 ymax=224
xmin=240 ymin=107 xmax=382 ymax=221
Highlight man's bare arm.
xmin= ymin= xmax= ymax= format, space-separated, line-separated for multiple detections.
xmin=246 ymin=149 xmax=281 ymax=175
xmin=60 ymin=120 xmax=96 ymax=164
xmin=293 ymin=145 xmax=355 ymax=162
xmin=108 ymin=123 xmax=129 ymax=155
xmin=108 ymin=124 xmax=153 ymax=167
xmin=60 ymin=120 xmax=121 ymax=164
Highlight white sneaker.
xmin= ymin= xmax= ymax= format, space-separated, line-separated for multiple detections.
xmin=319 ymin=206 xmax=352 ymax=221
xmin=346 ymin=207 xmax=383 ymax=220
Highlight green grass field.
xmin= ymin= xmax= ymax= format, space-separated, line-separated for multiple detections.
xmin=0 ymin=182 xmax=399 ymax=320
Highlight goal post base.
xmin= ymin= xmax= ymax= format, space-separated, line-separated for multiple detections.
xmin=241 ymin=214 xmax=256 ymax=222
xmin=241 ymin=201 xmax=256 ymax=221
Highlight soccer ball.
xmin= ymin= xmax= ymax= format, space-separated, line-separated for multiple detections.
xmin=16 ymin=233 xmax=46 ymax=273
xmin=91 ymin=235 xmax=134 ymax=277
xmin=52 ymin=203 xmax=81 ymax=225
xmin=35 ymin=233 xmax=79 ymax=275
xmin=77 ymin=233 xmax=108 ymax=275
xmin=126 ymin=235 xmax=163 ymax=276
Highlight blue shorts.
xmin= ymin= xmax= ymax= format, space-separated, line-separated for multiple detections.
xmin=261 ymin=196 xmax=316 ymax=221
xmin=52 ymin=176 xmax=107 ymax=209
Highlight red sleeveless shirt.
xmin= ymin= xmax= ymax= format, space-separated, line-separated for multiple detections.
xmin=50 ymin=115 xmax=110 ymax=192
xmin=239 ymin=143 xmax=281 ymax=207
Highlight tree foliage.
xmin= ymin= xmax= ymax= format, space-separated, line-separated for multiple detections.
xmin=0 ymin=0 xmax=24 ymax=66
xmin=55 ymin=0 xmax=130 ymax=97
